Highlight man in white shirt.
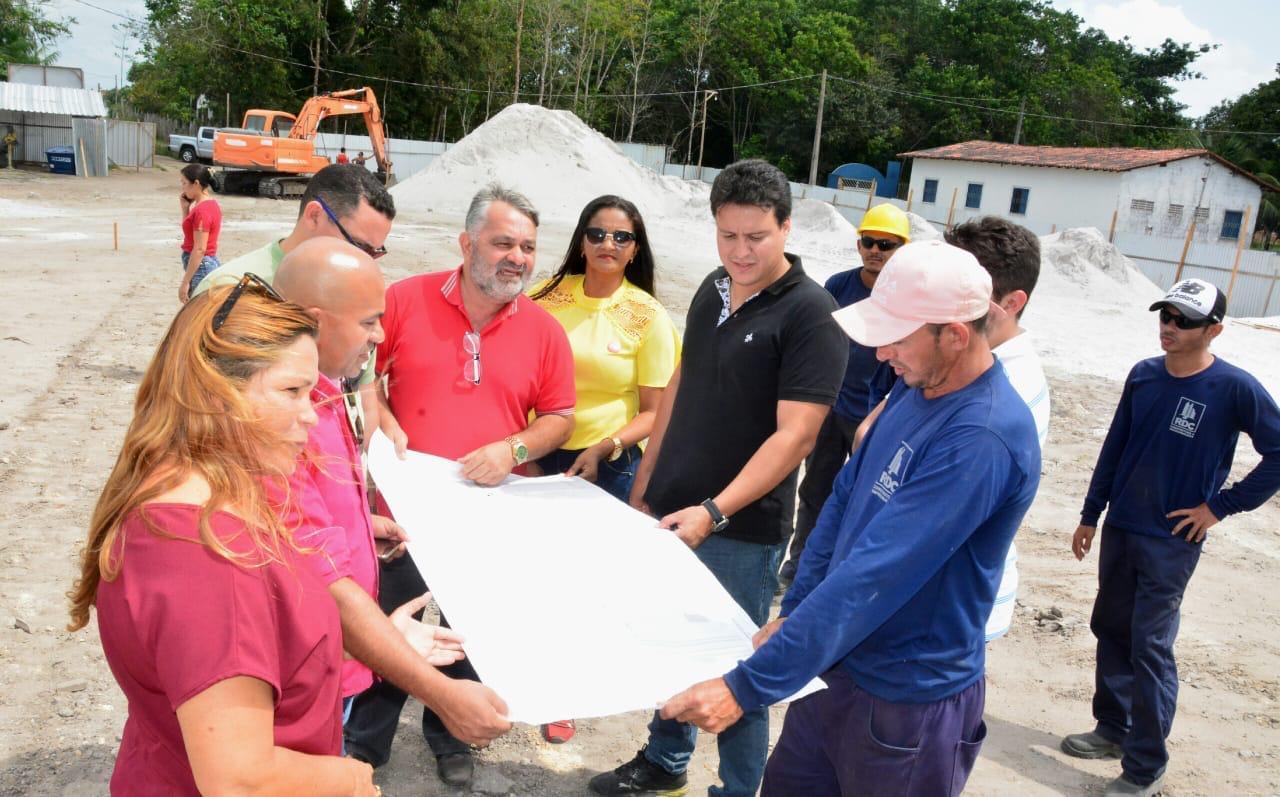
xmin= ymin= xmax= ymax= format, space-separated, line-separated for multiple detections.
xmin=946 ymin=216 xmax=1050 ymax=640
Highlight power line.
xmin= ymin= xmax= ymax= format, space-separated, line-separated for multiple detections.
xmin=69 ymin=0 xmax=813 ymax=100
xmin=827 ymin=74 xmax=1280 ymax=138
xmin=70 ymin=0 xmax=1280 ymax=137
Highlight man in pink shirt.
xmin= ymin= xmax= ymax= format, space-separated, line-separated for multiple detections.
xmin=272 ymin=238 xmax=513 ymax=751
xmin=346 ymin=184 xmax=576 ymax=787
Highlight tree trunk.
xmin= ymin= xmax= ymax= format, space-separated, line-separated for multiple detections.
xmin=513 ymin=0 xmax=526 ymax=104
xmin=626 ymin=0 xmax=653 ymax=143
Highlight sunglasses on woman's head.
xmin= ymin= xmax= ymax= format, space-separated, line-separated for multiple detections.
xmin=584 ymin=227 xmax=636 ymax=247
xmin=212 ymin=273 xmax=284 ymax=331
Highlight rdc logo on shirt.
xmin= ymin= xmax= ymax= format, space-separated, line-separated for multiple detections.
xmin=872 ymin=442 xmax=914 ymax=502
xmin=1169 ymin=397 xmax=1206 ymax=439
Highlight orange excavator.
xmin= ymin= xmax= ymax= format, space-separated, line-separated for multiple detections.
xmin=212 ymin=87 xmax=394 ymax=198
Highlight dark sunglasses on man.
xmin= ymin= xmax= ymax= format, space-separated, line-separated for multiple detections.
xmin=584 ymin=227 xmax=636 ymax=247
xmin=1159 ymin=307 xmax=1214 ymax=330
xmin=859 ymin=235 xmax=902 ymax=252
xmin=317 ymin=196 xmax=388 ymax=260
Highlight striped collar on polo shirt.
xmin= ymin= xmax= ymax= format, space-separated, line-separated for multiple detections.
xmin=441 ymin=267 xmax=520 ymax=318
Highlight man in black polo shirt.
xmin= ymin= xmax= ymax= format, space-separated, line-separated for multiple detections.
xmin=589 ymin=159 xmax=847 ymax=797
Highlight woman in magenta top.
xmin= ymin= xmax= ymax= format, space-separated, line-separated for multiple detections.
xmin=68 ymin=277 xmax=378 ymax=796
xmin=178 ymin=163 xmax=222 ymax=304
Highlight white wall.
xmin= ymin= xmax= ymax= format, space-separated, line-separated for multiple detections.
xmin=905 ymin=158 xmax=1122 ymax=235
xmin=313 ymin=132 xmax=451 ymax=180
xmin=1118 ymin=157 xmax=1262 ymax=242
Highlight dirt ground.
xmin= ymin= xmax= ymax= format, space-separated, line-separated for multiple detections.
xmin=0 ymin=161 xmax=1277 ymax=796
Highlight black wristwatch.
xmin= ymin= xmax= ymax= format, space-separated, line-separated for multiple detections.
xmin=701 ymin=498 xmax=730 ymax=533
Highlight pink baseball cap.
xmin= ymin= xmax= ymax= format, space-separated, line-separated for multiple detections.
xmin=832 ymin=239 xmax=1005 ymax=347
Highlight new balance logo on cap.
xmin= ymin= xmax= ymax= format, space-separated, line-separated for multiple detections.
xmin=1150 ymin=278 xmax=1227 ymax=323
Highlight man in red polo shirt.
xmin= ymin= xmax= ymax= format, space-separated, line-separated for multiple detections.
xmin=344 ymin=184 xmax=575 ymax=787
xmin=272 ymin=238 xmax=513 ymax=751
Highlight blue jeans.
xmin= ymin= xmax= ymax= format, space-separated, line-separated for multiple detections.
xmin=340 ymin=696 xmax=354 ymax=755
xmin=536 ymin=444 xmax=640 ymax=503
xmin=645 ymin=533 xmax=787 ymax=797
xmin=181 ymin=251 xmax=220 ymax=295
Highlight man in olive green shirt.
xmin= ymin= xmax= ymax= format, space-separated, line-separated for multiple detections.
xmin=197 ymin=164 xmax=396 ymax=422
xmin=195 ymin=164 xmax=395 ymax=295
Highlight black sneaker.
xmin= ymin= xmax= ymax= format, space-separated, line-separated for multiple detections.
xmin=588 ymin=747 xmax=688 ymax=795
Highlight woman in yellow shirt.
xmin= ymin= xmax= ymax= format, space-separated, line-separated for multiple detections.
xmin=531 ymin=195 xmax=681 ymax=510
xmin=530 ymin=195 xmax=680 ymax=744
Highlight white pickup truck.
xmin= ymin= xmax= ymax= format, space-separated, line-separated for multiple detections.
xmin=168 ymin=127 xmax=217 ymax=163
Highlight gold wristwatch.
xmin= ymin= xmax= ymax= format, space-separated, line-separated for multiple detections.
xmin=607 ymin=436 xmax=624 ymax=462
xmin=505 ymin=436 xmax=529 ymax=465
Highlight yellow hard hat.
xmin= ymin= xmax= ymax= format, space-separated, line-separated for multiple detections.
xmin=858 ymin=203 xmax=911 ymax=242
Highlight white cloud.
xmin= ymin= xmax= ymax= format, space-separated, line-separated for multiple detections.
xmin=1057 ymin=0 xmax=1272 ymax=116
xmin=43 ymin=0 xmax=148 ymax=90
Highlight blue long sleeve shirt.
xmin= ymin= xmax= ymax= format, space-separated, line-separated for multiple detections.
xmin=824 ymin=268 xmax=881 ymax=422
xmin=1081 ymin=356 xmax=1280 ymax=537
xmin=723 ymin=363 xmax=1041 ymax=708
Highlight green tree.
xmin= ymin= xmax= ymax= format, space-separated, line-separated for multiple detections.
xmin=0 ymin=0 xmax=71 ymax=68
xmin=1202 ymin=66 xmax=1280 ymax=247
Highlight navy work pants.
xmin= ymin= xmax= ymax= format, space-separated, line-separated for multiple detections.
xmin=762 ymin=671 xmax=986 ymax=796
xmin=1090 ymin=524 xmax=1202 ymax=785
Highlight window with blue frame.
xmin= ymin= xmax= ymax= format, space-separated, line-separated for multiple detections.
xmin=1010 ymin=187 xmax=1030 ymax=215
xmin=1221 ymin=210 xmax=1243 ymax=239
xmin=923 ymin=179 xmax=938 ymax=203
xmin=965 ymin=183 xmax=983 ymax=209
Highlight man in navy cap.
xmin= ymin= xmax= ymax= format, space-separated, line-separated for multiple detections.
xmin=1063 ymin=278 xmax=1280 ymax=796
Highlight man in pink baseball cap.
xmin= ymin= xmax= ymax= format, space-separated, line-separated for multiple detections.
xmin=667 ymin=239 xmax=1042 ymax=796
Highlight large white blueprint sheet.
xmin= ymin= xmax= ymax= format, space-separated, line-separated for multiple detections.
xmin=367 ymin=431 xmax=821 ymax=724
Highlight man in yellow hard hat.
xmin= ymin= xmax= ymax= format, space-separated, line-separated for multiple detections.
xmin=779 ymin=203 xmax=910 ymax=590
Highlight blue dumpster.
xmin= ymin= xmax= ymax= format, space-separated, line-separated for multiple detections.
xmin=46 ymin=146 xmax=76 ymax=175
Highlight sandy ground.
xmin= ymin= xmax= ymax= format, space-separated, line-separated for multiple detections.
xmin=0 ymin=162 xmax=1277 ymax=796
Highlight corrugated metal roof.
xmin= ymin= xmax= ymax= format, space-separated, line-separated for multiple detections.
xmin=0 ymin=82 xmax=106 ymax=117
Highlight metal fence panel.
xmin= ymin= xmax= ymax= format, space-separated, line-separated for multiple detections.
xmin=1114 ymin=231 xmax=1280 ymax=317
xmin=70 ymin=117 xmax=108 ymax=177
xmin=106 ymin=119 xmax=155 ymax=168
xmin=0 ymin=110 xmax=72 ymax=162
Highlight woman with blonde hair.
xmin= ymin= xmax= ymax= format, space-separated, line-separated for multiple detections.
xmin=68 ymin=276 xmax=378 ymax=796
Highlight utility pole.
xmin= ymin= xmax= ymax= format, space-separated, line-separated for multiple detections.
xmin=697 ymin=89 xmax=717 ymax=181
xmin=1013 ymin=97 xmax=1026 ymax=145
xmin=808 ymin=69 xmax=828 ymax=186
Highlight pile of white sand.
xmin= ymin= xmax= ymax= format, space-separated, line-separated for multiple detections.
xmin=906 ymin=212 xmax=941 ymax=242
xmin=392 ymin=104 xmax=858 ymax=286
xmin=1025 ymin=228 xmax=1279 ymax=392
xmin=391 ymin=104 xmax=1277 ymax=393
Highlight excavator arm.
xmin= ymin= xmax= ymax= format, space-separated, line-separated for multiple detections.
xmin=290 ymin=87 xmax=393 ymax=177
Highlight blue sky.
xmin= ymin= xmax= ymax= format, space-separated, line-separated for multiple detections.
xmin=45 ymin=0 xmax=1278 ymax=119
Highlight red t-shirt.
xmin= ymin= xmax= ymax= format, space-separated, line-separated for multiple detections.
xmin=336 ymin=152 xmax=350 ymax=164
xmin=377 ymin=268 xmax=576 ymax=460
xmin=95 ymin=504 xmax=343 ymax=796
xmin=181 ymin=199 xmax=221 ymax=256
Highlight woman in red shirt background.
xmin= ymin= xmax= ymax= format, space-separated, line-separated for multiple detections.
xmin=178 ymin=164 xmax=222 ymax=304
xmin=68 ymin=279 xmax=378 ymax=796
